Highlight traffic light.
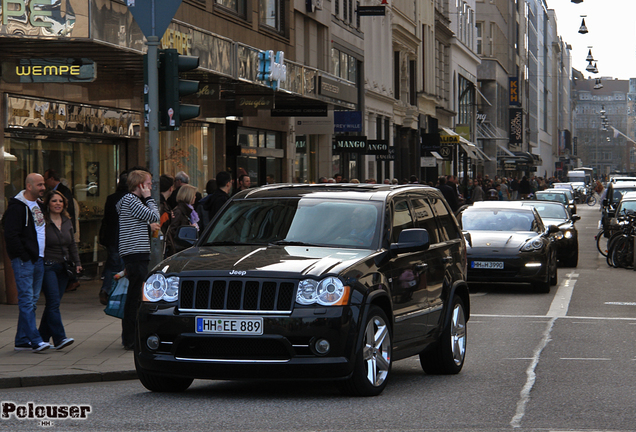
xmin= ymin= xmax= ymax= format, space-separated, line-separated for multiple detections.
xmin=158 ymin=49 xmax=200 ymax=130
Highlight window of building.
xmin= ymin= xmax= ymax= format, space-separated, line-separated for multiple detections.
xmin=215 ymin=0 xmax=247 ymax=17
xmin=394 ymin=51 xmax=400 ymax=100
xmin=476 ymin=22 xmax=483 ymax=55
xmin=260 ymin=0 xmax=284 ymax=33
xmin=331 ymin=47 xmax=357 ymax=83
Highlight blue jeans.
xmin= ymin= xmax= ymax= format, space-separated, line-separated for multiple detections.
xmin=101 ymin=244 xmax=124 ymax=294
xmin=38 ymin=262 xmax=69 ymax=345
xmin=12 ymin=257 xmax=44 ymax=346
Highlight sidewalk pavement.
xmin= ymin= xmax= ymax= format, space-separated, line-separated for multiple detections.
xmin=0 ymin=278 xmax=137 ymax=389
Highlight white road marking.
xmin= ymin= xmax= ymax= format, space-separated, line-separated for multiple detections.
xmin=472 ymin=314 xmax=636 ymax=321
xmin=605 ymin=302 xmax=636 ymax=306
xmin=510 ymin=317 xmax=556 ymax=428
xmin=560 ymin=358 xmax=610 ymax=361
xmin=547 ymin=273 xmax=578 ymax=317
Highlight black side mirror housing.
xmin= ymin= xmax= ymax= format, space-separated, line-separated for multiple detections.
xmin=176 ymin=226 xmax=198 ymax=248
xmin=390 ymin=228 xmax=430 ymax=255
xmin=546 ymin=225 xmax=560 ymax=235
xmin=571 ymin=214 xmax=581 ymax=222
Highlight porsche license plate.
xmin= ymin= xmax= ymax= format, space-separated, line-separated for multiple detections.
xmin=471 ymin=261 xmax=504 ymax=269
xmin=196 ymin=316 xmax=263 ymax=335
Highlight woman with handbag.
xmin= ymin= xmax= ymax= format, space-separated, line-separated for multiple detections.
xmin=39 ymin=190 xmax=81 ymax=350
xmin=165 ymin=184 xmax=199 ymax=257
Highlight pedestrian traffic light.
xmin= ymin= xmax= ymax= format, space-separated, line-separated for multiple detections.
xmin=158 ymin=49 xmax=200 ymax=130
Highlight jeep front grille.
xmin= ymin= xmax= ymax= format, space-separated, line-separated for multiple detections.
xmin=179 ymin=278 xmax=296 ymax=314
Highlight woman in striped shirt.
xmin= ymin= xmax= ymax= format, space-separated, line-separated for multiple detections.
xmin=116 ymin=169 xmax=160 ymax=350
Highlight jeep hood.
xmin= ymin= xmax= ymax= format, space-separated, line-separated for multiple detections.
xmin=153 ymin=245 xmax=375 ymax=278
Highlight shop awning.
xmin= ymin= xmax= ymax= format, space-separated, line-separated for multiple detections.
xmin=430 ymin=151 xmax=444 ymax=160
xmin=497 ymin=144 xmax=515 ymax=157
xmin=475 ymin=87 xmax=492 ymax=106
xmin=476 ymin=122 xmax=509 ymax=141
xmin=439 ymin=127 xmax=491 ymax=161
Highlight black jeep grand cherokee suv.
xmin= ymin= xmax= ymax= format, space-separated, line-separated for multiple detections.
xmin=135 ymin=184 xmax=469 ymax=396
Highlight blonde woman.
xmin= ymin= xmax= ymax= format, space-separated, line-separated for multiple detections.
xmin=165 ymin=184 xmax=199 ymax=256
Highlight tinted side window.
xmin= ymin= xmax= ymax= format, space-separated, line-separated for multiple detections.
xmin=410 ymin=197 xmax=439 ymax=244
xmin=429 ymin=197 xmax=460 ymax=240
xmin=391 ymin=199 xmax=414 ymax=243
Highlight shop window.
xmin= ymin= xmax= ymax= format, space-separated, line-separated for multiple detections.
xmin=4 ymin=137 xmax=120 ymax=268
xmin=159 ymin=124 xmax=209 ymax=191
xmin=331 ymin=47 xmax=357 ymax=84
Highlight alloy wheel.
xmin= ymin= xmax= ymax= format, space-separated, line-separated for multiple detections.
xmin=362 ymin=315 xmax=391 ymax=387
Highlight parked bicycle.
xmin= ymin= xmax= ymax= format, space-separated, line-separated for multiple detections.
xmin=605 ymin=210 xmax=636 ymax=269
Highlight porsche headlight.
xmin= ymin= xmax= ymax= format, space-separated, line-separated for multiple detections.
xmin=296 ymin=277 xmax=350 ymax=306
xmin=521 ymin=237 xmax=545 ymax=252
xmin=143 ymin=274 xmax=180 ymax=302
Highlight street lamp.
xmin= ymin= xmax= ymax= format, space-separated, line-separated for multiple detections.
xmin=579 ymin=16 xmax=588 ymax=34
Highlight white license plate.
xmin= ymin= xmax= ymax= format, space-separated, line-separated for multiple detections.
xmin=196 ymin=316 xmax=263 ymax=335
xmin=471 ymin=261 xmax=504 ymax=269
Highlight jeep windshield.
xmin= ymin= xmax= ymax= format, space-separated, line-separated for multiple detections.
xmin=201 ymin=198 xmax=383 ymax=249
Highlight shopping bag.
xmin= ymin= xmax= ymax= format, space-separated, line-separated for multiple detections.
xmin=104 ymin=276 xmax=129 ymax=319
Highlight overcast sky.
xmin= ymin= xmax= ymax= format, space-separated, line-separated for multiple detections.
xmin=548 ymin=0 xmax=636 ymax=81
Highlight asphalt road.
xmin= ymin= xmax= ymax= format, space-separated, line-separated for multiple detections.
xmin=2 ymin=203 xmax=636 ymax=431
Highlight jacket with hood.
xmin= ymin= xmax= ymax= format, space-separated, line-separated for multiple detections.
xmin=3 ymin=191 xmax=42 ymax=262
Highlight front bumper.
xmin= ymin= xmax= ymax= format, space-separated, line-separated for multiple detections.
xmin=135 ymin=304 xmax=359 ymax=381
xmin=466 ymin=251 xmax=549 ymax=284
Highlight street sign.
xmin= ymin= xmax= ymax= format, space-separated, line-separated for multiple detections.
xmin=357 ymin=6 xmax=386 ymax=15
xmin=439 ymin=145 xmax=453 ymax=160
xmin=440 ymin=135 xmax=460 ymax=144
xmin=127 ymin=0 xmax=183 ymax=38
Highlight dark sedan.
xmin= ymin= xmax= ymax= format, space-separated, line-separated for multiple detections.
xmin=458 ymin=202 xmax=558 ymax=293
xmin=534 ymin=190 xmax=576 ymax=216
xmin=521 ymin=201 xmax=579 ymax=267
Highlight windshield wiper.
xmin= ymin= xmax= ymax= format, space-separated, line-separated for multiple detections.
xmin=204 ymin=241 xmax=243 ymax=246
xmin=272 ymin=240 xmax=319 ymax=247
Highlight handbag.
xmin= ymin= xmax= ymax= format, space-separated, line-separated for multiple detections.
xmin=52 ymin=223 xmax=76 ymax=278
xmin=104 ymin=277 xmax=129 ymax=319
xmin=63 ymin=258 xmax=75 ymax=279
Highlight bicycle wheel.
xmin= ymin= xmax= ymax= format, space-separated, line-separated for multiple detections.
xmin=611 ymin=236 xmax=634 ymax=269
xmin=606 ymin=232 xmax=624 ymax=267
xmin=596 ymin=229 xmax=609 ymax=257
xmin=587 ymin=195 xmax=597 ymax=206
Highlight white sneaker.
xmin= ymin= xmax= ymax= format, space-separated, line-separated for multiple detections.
xmin=54 ymin=338 xmax=74 ymax=350
xmin=32 ymin=342 xmax=50 ymax=352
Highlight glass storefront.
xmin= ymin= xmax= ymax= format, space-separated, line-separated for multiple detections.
xmin=232 ymin=127 xmax=283 ymax=186
xmin=4 ymin=136 xmax=122 ymax=268
xmin=159 ymin=124 xmax=211 ymax=191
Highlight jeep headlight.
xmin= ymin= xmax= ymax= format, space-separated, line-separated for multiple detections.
xmin=143 ymin=274 xmax=180 ymax=302
xmin=296 ymin=277 xmax=350 ymax=306
xmin=563 ymin=230 xmax=573 ymax=239
xmin=521 ymin=237 xmax=545 ymax=252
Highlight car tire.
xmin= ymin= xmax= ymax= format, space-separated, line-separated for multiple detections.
xmin=135 ymin=354 xmax=193 ymax=393
xmin=339 ymin=305 xmax=392 ymax=397
xmin=419 ymin=295 xmax=467 ymax=375
xmin=563 ymin=250 xmax=578 ymax=268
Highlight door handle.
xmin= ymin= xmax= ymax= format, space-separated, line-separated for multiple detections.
xmin=415 ymin=263 xmax=428 ymax=272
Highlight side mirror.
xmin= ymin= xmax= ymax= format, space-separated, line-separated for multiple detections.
xmin=546 ymin=225 xmax=560 ymax=235
xmin=390 ymin=228 xmax=430 ymax=255
xmin=571 ymin=214 xmax=581 ymax=222
xmin=176 ymin=226 xmax=198 ymax=248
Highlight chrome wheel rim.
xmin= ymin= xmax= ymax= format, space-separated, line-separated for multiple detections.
xmin=362 ymin=315 xmax=391 ymax=387
xmin=450 ymin=304 xmax=467 ymax=366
